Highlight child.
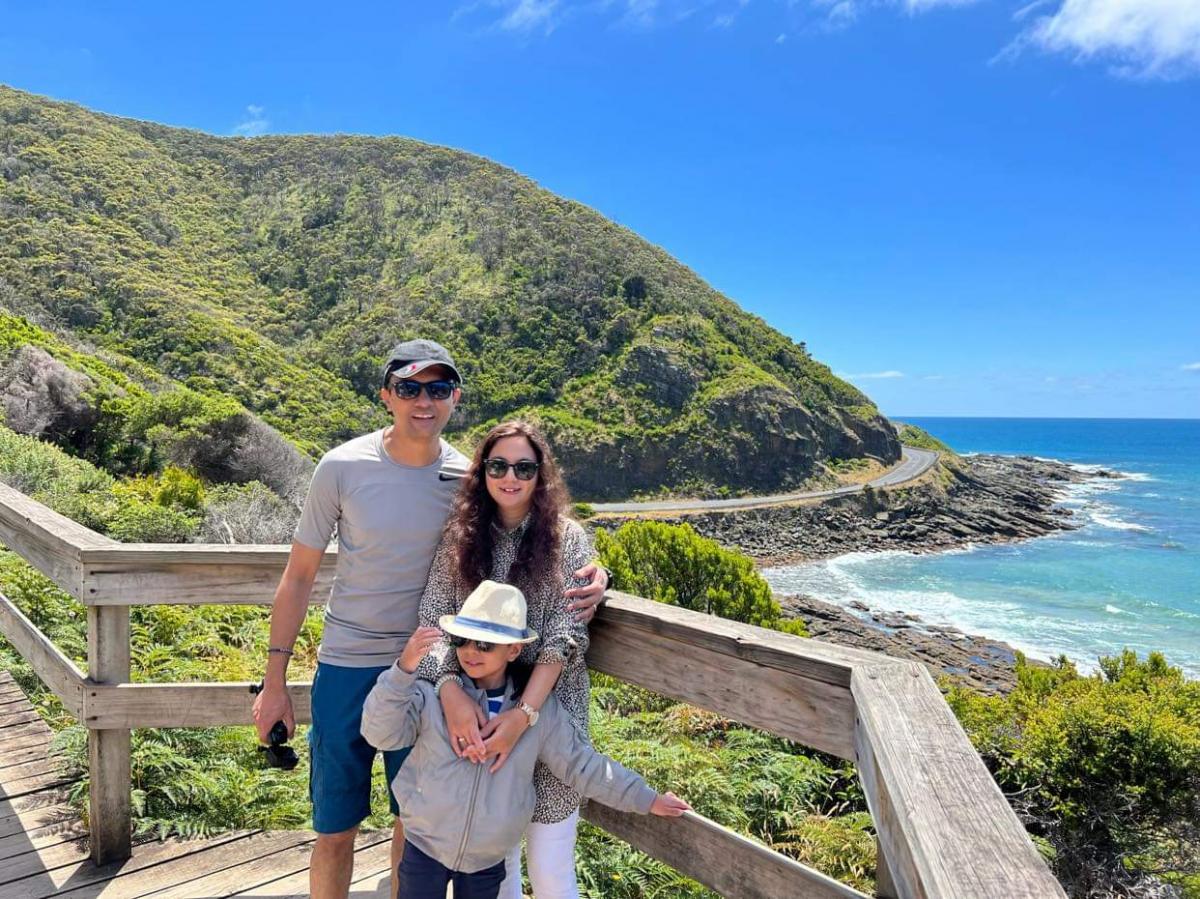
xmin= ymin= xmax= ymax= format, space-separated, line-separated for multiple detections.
xmin=361 ymin=580 xmax=690 ymax=899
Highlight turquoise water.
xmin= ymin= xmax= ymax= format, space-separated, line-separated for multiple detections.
xmin=762 ymin=419 xmax=1200 ymax=677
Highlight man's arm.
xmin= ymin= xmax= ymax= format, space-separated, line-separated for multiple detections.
xmin=251 ymin=541 xmax=324 ymax=742
xmin=563 ymin=523 xmax=608 ymax=623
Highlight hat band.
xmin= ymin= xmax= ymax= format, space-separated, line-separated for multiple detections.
xmin=452 ymin=616 xmax=528 ymax=640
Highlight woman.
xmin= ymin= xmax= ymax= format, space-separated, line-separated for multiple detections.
xmin=415 ymin=420 xmax=596 ymax=899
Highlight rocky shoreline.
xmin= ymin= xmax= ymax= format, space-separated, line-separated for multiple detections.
xmin=599 ymin=454 xmax=1122 ymax=693
xmin=665 ymin=454 xmax=1121 ymax=565
xmin=780 ymin=592 xmax=1028 ymax=693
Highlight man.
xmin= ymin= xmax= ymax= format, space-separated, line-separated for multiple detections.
xmin=252 ymin=339 xmax=608 ymax=899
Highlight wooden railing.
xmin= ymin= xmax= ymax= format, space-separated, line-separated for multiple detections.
xmin=0 ymin=481 xmax=1065 ymax=898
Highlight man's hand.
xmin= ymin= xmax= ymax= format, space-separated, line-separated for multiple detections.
xmin=565 ymin=562 xmax=608 ymax=624
xmin=399 ymin=626 xmax=442 ymax=674
xmin=440 ymin=681 xmax=487 ymax=761
xmin=252 ymin=681 xmax=296 ymax=743
xmin=479 ymin=708 xmax=530 ymax=773
xmin=650 ymin=792 xmax=691 ymax=817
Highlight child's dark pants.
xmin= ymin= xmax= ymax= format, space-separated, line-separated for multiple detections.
xmin=398 ymin=839 xmax=507 ymax=899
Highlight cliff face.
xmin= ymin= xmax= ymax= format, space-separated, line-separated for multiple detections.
xmin=0 ymin=86 xmax=899 ymax=497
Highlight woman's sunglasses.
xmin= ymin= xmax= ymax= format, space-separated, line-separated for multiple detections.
xmin=483 ymin=458 xmax=540 ymax=481
xmin=389 ymin=379 xmax=457 ymax=401
xmin=448 ymin=635 xmax=502 ymax=653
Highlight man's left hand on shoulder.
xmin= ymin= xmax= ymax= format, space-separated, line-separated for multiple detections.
xmin=565 ymin=562 xmax=609 ymax=623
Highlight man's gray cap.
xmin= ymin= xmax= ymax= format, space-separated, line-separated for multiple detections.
xmin=382 ymin=339 xmax=463 ymax=386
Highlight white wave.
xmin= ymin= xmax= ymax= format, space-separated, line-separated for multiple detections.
xmin=1090 ymin=510 xmax=1153 ymax=533
xmin=764 ymin=554 xmax=1200 ymax=678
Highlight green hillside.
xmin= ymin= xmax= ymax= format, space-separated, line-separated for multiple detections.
xmin=0 ymin=85 xmax=899 ymax=498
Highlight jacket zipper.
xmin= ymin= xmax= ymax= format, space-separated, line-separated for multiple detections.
xmin=453 ymin=761 xmax=484 ymax=871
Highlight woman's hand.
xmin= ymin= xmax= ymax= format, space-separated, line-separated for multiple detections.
xmin=398 ymin=626 xmax=442 ymax=674
xmin=650 ymin=792 xmax=691 ymax=817
xmin=440 ymin=681 xmax=488 ymax=761
xmin=565 ymin=562 xmax=608 ymax=623
xmin=479 ymin=707 xmax=531 ymax=773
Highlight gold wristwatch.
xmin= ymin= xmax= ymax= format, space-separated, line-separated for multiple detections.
xmin=517 ymin=700 xmax=539 ymax=727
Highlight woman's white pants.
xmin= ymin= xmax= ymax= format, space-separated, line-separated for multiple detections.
xmin=496 ymin=810 xmax=580 ymax=899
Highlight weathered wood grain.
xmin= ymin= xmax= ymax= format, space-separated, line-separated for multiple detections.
xmin=598 ymin=590 xmax=885 ymax=687
xmin=852 ymin=662 xmax=1065 ymax=899
xmin=148 ymin=829 xmax=389 ymax=899
xmin=232 ymin=838 xmax=395 ymax=897
xmin=79 ymin=543 xmax=337 ymax=606
xmin=84 ymin=681 xmax=313 ymax=729
xmin=0 ymin=594 xmax=86 ymax=716
xmin=588 ymin=617 xmax=858 ymax=759
xmin=584 ymin=804 xmax=869 ymax=899
xmin=86 ymin=604 xmax=131 ymax=866
xmin=22 ymin=831 xmax=255 ymax=899
xmin=0 ymin=818 xmax=88 ymax=863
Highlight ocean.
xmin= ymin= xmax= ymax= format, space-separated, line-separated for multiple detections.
xmin=761 ymin=418 xmax=1200 ymax=678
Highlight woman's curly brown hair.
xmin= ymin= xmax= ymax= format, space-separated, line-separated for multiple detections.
xmin=446 ymin=421 xmax=572 ymax=593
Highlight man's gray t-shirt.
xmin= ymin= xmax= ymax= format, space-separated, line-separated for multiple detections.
xmin=294 ymin=430 xmax=469 ymax=668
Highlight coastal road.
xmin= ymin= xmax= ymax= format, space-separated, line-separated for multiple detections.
xmin=591 ymin=445 xmax=940 ymax=515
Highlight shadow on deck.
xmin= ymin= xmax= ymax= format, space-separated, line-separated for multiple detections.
xmin=0 ymin=671 xmax=390 ymax=899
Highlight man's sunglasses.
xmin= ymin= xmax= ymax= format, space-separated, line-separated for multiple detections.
xmin=388 ymin=379 xmax=458 ymax=401
xmin=483 ymin=459 xmax=540 ymax=481
xmin=448 ymin=635 xmax=502 ymax=653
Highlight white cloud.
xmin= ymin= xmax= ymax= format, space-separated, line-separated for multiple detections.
xmin=1182 ymin=362 xmax=1200 ymax=372
xmin=460 ymin=0 xmax=750 ymax=32
xmin=811 ymin=0 xmax=977 ymax=30
xmin=232 ymin=105 xmax=269 ymax=137
xmin=840 ymin=370 xmax=907 ymax=380
xmin=902 ymin=0 xmax=979 ymax=11
xmin=776 ymin=31 xmax=788 ymax=41
xmin=1024 ymin=0 xmax=1200 ymax=78
xmin=500 ymin=0 xmax=559 ymax=31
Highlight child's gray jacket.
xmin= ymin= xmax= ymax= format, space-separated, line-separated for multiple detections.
xmin=361 ymin=664 xmax=657 ymax=873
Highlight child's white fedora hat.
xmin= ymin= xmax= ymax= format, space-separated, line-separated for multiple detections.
xmin=440 ymin=580 xmax=539 ymax=645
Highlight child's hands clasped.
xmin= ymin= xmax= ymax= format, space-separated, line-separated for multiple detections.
xmin=650 ymin=792 xmax=691 ymax=817
xmin=399 ymin=626 xmax=443 ymax=674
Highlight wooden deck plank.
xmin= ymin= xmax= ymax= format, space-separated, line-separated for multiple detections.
xmin=145 ymin=830 xmax=389 ymax=899
xmin=0 ymin=796 xmax=76 ymax=841
xmin=0 ymin=731 xmax=53 ymax=762
xmin=0 ymin=837 xmax=91 ymax=887
xmin=0 ymin=709 xmax=44 ymax=730
xmin=11 ymin=831 xmax=256 ymax=899
xmin=1 ymin=758 xmax=70 ymax=784
xmin=0 ymin=767 xmax=77 ymax=801
xmin=232 ymin=838 xmax=395 ymax=898
xmin=0 ymin=745 xmax=59 ymax=773
xmin=0 ymin=784 xmax=74 ymax=824
xmin=0 ymin=818 xmax=89 ymax=862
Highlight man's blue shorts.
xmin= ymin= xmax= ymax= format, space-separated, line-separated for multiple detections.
xmin=308 ymin=662 xmax=412 ymax=834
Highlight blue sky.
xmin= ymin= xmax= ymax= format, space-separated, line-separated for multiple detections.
xmin=2 ymin=1 xmax=1198 ymax=417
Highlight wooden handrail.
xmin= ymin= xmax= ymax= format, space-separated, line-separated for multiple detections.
xmin=0 ymin=485 xmax=1066 ymax=898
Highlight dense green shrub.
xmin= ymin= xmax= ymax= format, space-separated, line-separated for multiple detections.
xmin=595 ymin=520 xmax=808 ymax=635
xmin=949 ymin=652 xmax=1200 ymax=897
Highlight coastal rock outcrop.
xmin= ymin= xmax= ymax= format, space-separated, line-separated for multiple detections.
xmin=598 ymin=454 xmax=1112 ymax=563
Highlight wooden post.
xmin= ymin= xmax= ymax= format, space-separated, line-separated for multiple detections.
xmin=87 ymin=605 xmax=131 ymax=865
xmin=875 ymin=836 xmax=898 ymax=898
